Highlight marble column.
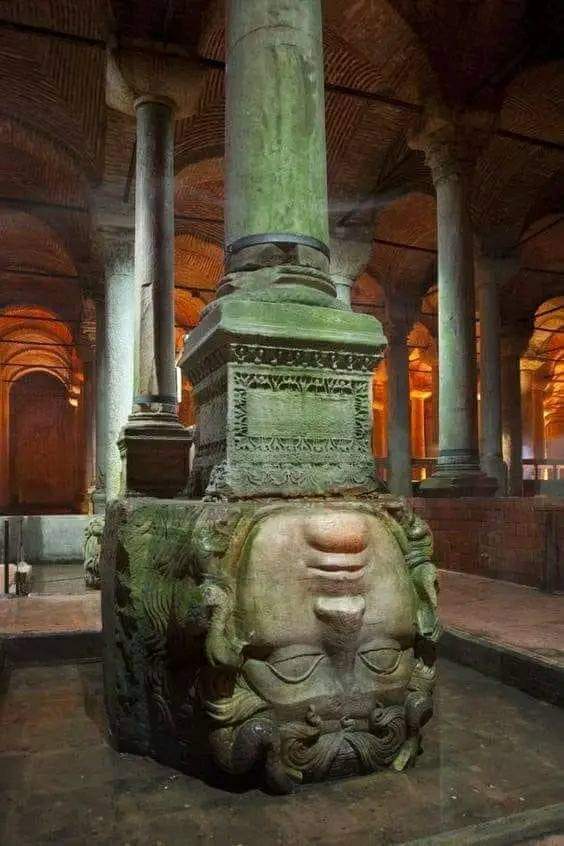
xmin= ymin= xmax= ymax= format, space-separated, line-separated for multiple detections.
xmin=119 ymin=97 xmax=192 ymax=497
xmin=91 ymin=293 xmax=106 ymax=513
xmin=98 ymin=227 xmax=135 ymax=503
xmin=412 ymin=116 xmax=496 ymax=496
xmin=386 ymin=302 xmax=413 ymax=496
xmin=180 ymin=0 xmax=386 ymax=498
xmin=521 ymin=364 xmax=537 ymax=480
xmin=475 ymin=252 xmax=518 ymax=493
xmin=330 ymin=238 xmax=372 ymax=307
xmin=501 ymin=328 xmax=531 ymax=496
xmin=533 ymin=376 xmax=547 ymax=475
xmin=222 ymin=0 xmax=334 ymax=299
xmin=81 ymin=358 xmax=97 ymax=512
xmin=430 ymin=361 xmax=440 ymax=459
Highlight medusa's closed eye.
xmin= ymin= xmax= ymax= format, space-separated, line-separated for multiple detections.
xmin=358 ymin=644 xmax=401 ymax=674
xmin=265 ymin=647 xmax=326 ymax=684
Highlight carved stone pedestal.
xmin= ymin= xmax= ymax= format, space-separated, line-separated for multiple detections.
xmin=101 ymin=495 xmax=439 ymax=793
xmin=119 ymin=415 xmax=192 ymax=498
xmin=179 ymin=296 xmax=386 ymax=499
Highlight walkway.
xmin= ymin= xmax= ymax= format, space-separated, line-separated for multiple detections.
xmin=439 ymin=570 xmax=564 ymax=669
xmin=1 ymin=659 xmax=563 ymax=845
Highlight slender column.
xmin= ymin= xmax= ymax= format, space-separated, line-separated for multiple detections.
xmin=533 ymin=376 xmax=547 ymax=474
xmin=92 ymin=294 xmax=107 ymax=513
xmin=521 ymin=365 xmax=536 ymax=480
xmin=411 ymin=116 xmax=495 ymax=496
xmin=430 ymin=361 xmax=439 ymax=458
xmin=99 ymin=228 xmax=135 ymax=502
xmin=81 ymin=359 xmax=97 ymax=511
xmin=132 ymin=99 xmax=177 ymax=416
xmin=120 ymin=97 xmax=192 ymax=497
xmin=501 ymin=329 xmax=530 ymax=496
xmin=411 ymin=394 xmax=426 ymax=459
xmin=475 ymin=252 xmax=518 ymax=493
xmin=386 ymin=302 xmax=413 ymax=496
xmin=223 ymin=0 xmax=333 ymax=296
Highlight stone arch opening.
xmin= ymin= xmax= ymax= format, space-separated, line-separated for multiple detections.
xmin=8 ymin=371 xmax=79 ymax=513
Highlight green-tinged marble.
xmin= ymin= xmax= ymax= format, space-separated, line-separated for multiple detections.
xmin=179 ymin=298 xmax=387 ymax=498
xmin=225 ymin=0 xmax=328 ymax=249
xmin=101 ymin=495 xmax=440 ymax=791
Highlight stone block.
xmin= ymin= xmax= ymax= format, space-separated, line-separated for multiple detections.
xmin=179 ymin=297 xmax=386 ymax=498
xmin=101 ymin=494 xmax=440 ymax=792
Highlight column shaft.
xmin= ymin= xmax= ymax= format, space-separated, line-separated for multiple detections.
xmin=226 ymin=0 xmax=328 ymax=252
xmin=502 ymin=350 xmax=523 ymax=496
xmin=387 ymin=326 xmax=412 ymax=496
xmin=533 ymin=380 xmax=546 ymax=471
xmin=92 ymin=295 xmax=107 ymax=512
xmin=435 ymin=174 xmax=479 ymax=469
xmin=476 ymin=260 xmax=505 ymax=492
xmin=521 ymin=368 xmax=535 ymax=480
xmin=133 ymin=99 xmax=177 ymax=413
xmin=102 ymin=230 xmax=135 ymax=502
xmin=412 ymin=117 xmax=496 ymax=496
xmin=81 ymin=359 xmax=96 ymax=510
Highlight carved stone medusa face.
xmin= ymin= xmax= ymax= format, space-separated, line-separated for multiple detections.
xmin=236 ymin=505 xmax=416 ymax=717
xmin=200 ymin=500 xmax=438 ymax=791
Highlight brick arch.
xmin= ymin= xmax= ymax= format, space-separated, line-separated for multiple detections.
xmin=0 ymin=305 xmax=82 ymax=510
xmin=0 ymin=115 xmax=89 ymax=208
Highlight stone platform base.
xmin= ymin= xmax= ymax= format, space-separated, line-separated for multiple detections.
xmin=101 ymin=494 xmax=440 ymax=792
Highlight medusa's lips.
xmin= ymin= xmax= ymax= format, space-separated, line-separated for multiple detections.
xmin=307 ymin=554 xmax=369 ymax=581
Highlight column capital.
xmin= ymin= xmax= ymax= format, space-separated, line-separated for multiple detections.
xmin=409 ymin=109 xmax=496 ymax=186
xmin=330 ymin=237 xmax=372 ymax=280
xmin=385 ymin=292 xmax=418 ymax=344
xmin=106 ymin=46 xmax=203 ymax=119
xmin=93 ymin=224 xmax=135 ymax=271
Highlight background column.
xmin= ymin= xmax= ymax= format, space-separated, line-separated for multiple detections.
xmin=412 ymin=113 xmax=495 ymax=496
xmin=501 ymin=327 xmax=531 ymax=496
xmin=386 ymin=298 xmax=413 ymax=495
xmin=98 ymin=227 xmax=135 ymax=503
xmin=120 ymin=96 xmax=192 ymax=497
xmin=475 ymin=251 xmax=518 ymax=493
xmin=92 ymin=293 xmax=106 ymax=513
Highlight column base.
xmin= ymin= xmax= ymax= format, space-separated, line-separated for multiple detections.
xmin=419 ymin=469 xmax=498 ymax=498
xmin=481 ymin=455 xmax=507 ymax=496
xmin=119 ymin=413 xmax=193 ymax=498
xmin=419 ymin=465 xmax=499 ymax=497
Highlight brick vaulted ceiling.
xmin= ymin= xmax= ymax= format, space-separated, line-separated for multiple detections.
xmin=0 ymin=0 xmax=562 ymax=345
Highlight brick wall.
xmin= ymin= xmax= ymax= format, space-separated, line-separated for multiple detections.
xmin=412 ymin=497 xmax=564 ymax=590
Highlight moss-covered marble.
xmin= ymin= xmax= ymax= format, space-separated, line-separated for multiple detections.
xmin=101 ymin=495 xmax=440 ymax=793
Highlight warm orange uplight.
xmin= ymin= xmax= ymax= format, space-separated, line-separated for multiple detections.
xmin=69 ymin=397 xmax=79 ymax=407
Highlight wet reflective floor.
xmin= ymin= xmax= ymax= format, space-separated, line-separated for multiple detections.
xmin=1 ymin=659 xmax=563 ymax=845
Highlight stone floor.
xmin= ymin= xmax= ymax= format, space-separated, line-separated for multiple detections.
xmin=1 ymin=659 xmax=563 ymax=845
xmin=2 ymin=569 xmax=563 ymax=672
xmin=31 ymin=564 xmax=87 ymax=596
xmin=0 ymin=592 xmax=100 ymax=636
xmin=440 ymin=570 xmax=564 ymax=668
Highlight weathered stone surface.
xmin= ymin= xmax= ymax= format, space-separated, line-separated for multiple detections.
xmin=83 ymin=516 xmax=104 ymax=589
xmin=180 ymin=297 xmax=386 ymax=498
xmin=225 ymin=0 xmax=329 ymax=256
xmin=101 ymin=494 xmax=439 ymax=793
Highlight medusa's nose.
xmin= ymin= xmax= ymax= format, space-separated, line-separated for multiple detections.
xmin=304 ymin=511 xmax=369 ymax=555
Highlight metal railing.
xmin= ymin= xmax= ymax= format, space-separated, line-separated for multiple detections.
xmin=522 ymin=459 xmax=564 ymax=481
